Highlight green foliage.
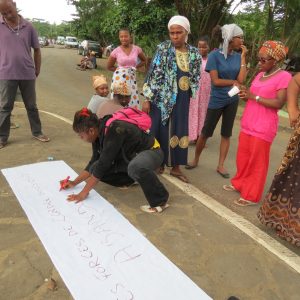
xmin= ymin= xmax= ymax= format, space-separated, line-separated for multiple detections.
xmin=31 ymin=21 xmax=76 ymax=38
xmin=32 ymin=0 xmax=300 ymax=59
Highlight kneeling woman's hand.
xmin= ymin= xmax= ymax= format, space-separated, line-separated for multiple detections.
xmin=67 ymin=191 xmax=89 ymax=203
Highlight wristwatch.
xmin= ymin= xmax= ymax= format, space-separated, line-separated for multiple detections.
xmin=255 ymin=95 xmax=260 ymax=103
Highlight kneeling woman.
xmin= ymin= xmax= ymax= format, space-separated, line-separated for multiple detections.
xmin=61 ymin=108 xmax=169 ymax=213
xmin=224 ymin=41 xmax=292 ymax=206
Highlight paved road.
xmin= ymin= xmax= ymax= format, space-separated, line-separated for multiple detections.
xmin=0 ymin=47 xmax=299 ymax=299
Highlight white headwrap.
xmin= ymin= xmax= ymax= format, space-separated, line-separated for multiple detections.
xmin=221 ymin=24 xmax=243 ymax=59
xmin=168 ymin=15 xmax=191 ymax=42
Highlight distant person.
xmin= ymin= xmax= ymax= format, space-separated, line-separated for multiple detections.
xmin=80 ymin=40 xmax=89 ymax=56
xmin=0 ymin=0 xmax=49 ymax=149
xmin=188 ymin=36 xmax=211 ymax=143
xmin=224 ymin=41 xmax=291 ymax=206
xmin=89 ymin=51 xmax=97 ymax=68
xmin=186 ymin=24 xmax=247 ymax=178
xmin=142 ymin=15 xmax=201 ymax=183
xmin=96 ymin=81 xmax=131 ymax=118
xmin=107 ymin=28 xmax=147 ymax=108
xmin=63 ymin=107 xmax=169 ymax=214
xmin=76 ymin=51 xmax=96 ymax=71
xmin=87 ymin=75 xmax=109 ymax=113
xmin=258 ymin=72 xmax=300 ymax=246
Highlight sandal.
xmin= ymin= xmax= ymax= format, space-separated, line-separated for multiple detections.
xmin=118 ymin=181 xmax=139 ymax=190
xmin=185 ymin=163 xmax=197 ymax=170
xmin=33 ymin=134 xmax=50 ymax=142
xmin=217 ymin=170 xmax=230 ymax=178
xmin=140 ymin=203 xmax=170 ymax=214
xmin=223 ymin=184 xmax=236 ymax=192
xmin=170 ymin=172 xmax=189 ymax=183
xmin=234 ymin=197 xmax=257 ymax=207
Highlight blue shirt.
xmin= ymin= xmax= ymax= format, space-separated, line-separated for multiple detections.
xmin=205 ymin=49 xmax=241 ymax=109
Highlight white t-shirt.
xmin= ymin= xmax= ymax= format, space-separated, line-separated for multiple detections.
xmin=87 ymin=95 xmax=108 ymax=113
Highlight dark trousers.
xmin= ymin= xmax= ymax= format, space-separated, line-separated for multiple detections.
xmin=128 ymin=148 xmax=169 ymax=207
xmin=0 ymin=80 xmax=43 ymax=142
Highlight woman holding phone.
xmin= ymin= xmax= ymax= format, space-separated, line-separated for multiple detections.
xmin=224 ymin=41 xmax=291 ymax=206
xmin=186 ymin=24 xmax=247 ymax=179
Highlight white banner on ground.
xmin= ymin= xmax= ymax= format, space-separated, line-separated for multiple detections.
xmin=2 ymin=161 xmax=211 ymax=300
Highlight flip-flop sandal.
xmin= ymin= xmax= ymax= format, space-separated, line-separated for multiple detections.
xmin=33 ymin=135 xmax=50 ymax=142
xmin=118 ymin=181 xmax=139 ymax=190
xmin=170 ymin=172 xmax=189 ymax=183
xmin=234 ymin=197 xmax=257 ymax=206
xmin=217 ymin=170 xmax=230 ymax=178
xmin=223 ymin=184 xmax=236 ymax=191
xmin=185 ymin=164 xmax=197 ymax=170
xmin=140 ymin=204 xmax=170 ymax=214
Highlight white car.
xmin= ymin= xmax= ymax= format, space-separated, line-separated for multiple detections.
xmin=65 ymin=36 xmax=78 ymax=48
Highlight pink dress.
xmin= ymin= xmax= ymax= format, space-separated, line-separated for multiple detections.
xmin=110 ymin=45 xmax=142 ymax=108
xmin=188 ymin=57 xmax=211 ymax=141
xmin=241 ymin=71 xmax=292 ymax=143
xmin=231 ymin=70 xmax=292 ymax=203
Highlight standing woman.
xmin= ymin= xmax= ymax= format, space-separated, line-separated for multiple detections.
xmin=258 ymin=73 xmax=300 ymax=246
xmin=142 ymin=16 xmax=201 ymax=183
xmin=224 ymin=41 xmax=291 ymax=206
xmin=107 ymin=28 xmax=147 ymax=108
xmin=186 ymin=24 xmax=247 ymax=178
xmin=189 ymin=36 xmax=211 ymax=143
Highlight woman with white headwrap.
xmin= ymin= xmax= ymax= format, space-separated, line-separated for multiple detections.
xmin=186 ymin=24 xmax=247 ymax=179
xmin=142 ymin=15 xmax=201 ymax=183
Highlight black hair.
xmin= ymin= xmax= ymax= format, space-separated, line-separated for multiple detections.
xmin=211 ymin=25 xmax=223 ymax=44
xmin=73 ymin=108 xmax=99 ymax=133
xmin=198 ymin=35 xmax=210 ymax=44
xmin=119 ymin=28 xmax=131 ymax=35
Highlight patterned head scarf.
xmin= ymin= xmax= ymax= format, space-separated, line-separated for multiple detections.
xmin=112 ymin=81 xmax=131 ymax=96
xmin=259 ymin=41 xmax=288 ymax=62
xmin=221 ymin=24 xmax=243 ymax=59
xmin=92 ymin=75 xmax=107 ymax=90
xmin=168 ymin=15 xmax=191 ymax=42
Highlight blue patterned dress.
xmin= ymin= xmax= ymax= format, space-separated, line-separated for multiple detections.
xmin=143 ymin=41 xmax=201 ymax=166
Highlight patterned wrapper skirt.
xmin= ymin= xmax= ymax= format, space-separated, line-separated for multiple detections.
xmin=110 ymin=67 xmax=139 ymax=108
xmin=258 ymin=122 xmax=300 ymax=247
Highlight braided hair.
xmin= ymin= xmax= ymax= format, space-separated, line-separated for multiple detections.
xmin=73 ymin=107 xmax=99 ymax=133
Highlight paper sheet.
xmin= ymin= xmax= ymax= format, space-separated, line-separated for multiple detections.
xmin=2 ymin=161 xmax=211 ymax=300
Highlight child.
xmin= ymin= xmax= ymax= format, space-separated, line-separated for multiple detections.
xmin=87 ymin=75 xmax=109 ymax=114
xmin=188 ymin=37 xmax=211 ymax=144
xmin=96 ymin=81 xmax=131 ymax=118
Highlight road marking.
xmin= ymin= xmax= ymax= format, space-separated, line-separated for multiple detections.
xmin=37 ymin=109 xmax=300 ymax=274
xmin=39 ymin=110 xmax=73 ymax=125
xmin=163 ymin=174 xmax=300 ymax=274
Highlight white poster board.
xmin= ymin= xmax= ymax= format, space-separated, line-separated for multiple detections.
xmin=2 ymin=161 xmax=211 ymax=300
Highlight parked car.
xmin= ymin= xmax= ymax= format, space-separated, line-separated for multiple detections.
xmin=78 ymin=40 xmax=103 ymax=58
xmin=103 ymin=44 xmax=116 ymax=57
xmin=64 ymin=36 xmax=78 ymax=48
xmin=56 ymin=36 xmax=65 ymax=45
xmin=38 ymin=36 xmax=48 ymax=47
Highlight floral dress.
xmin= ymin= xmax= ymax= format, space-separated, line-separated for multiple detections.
xmin=143 ymin=41 xmax=201 ymax=166
xmin=188 ymin=57 xmax=211 ymax=141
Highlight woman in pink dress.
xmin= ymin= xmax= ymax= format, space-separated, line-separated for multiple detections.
xmin=189 ymin=37 xmax=211 ymax=143
xmin=107 ymin=28 xmax=147 ymax=108
xmin=223 ymin=41 xmax=292 ymax=206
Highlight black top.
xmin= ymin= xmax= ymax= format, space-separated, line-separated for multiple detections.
xmin=85 ymin=120 xmax=155 ymax=179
